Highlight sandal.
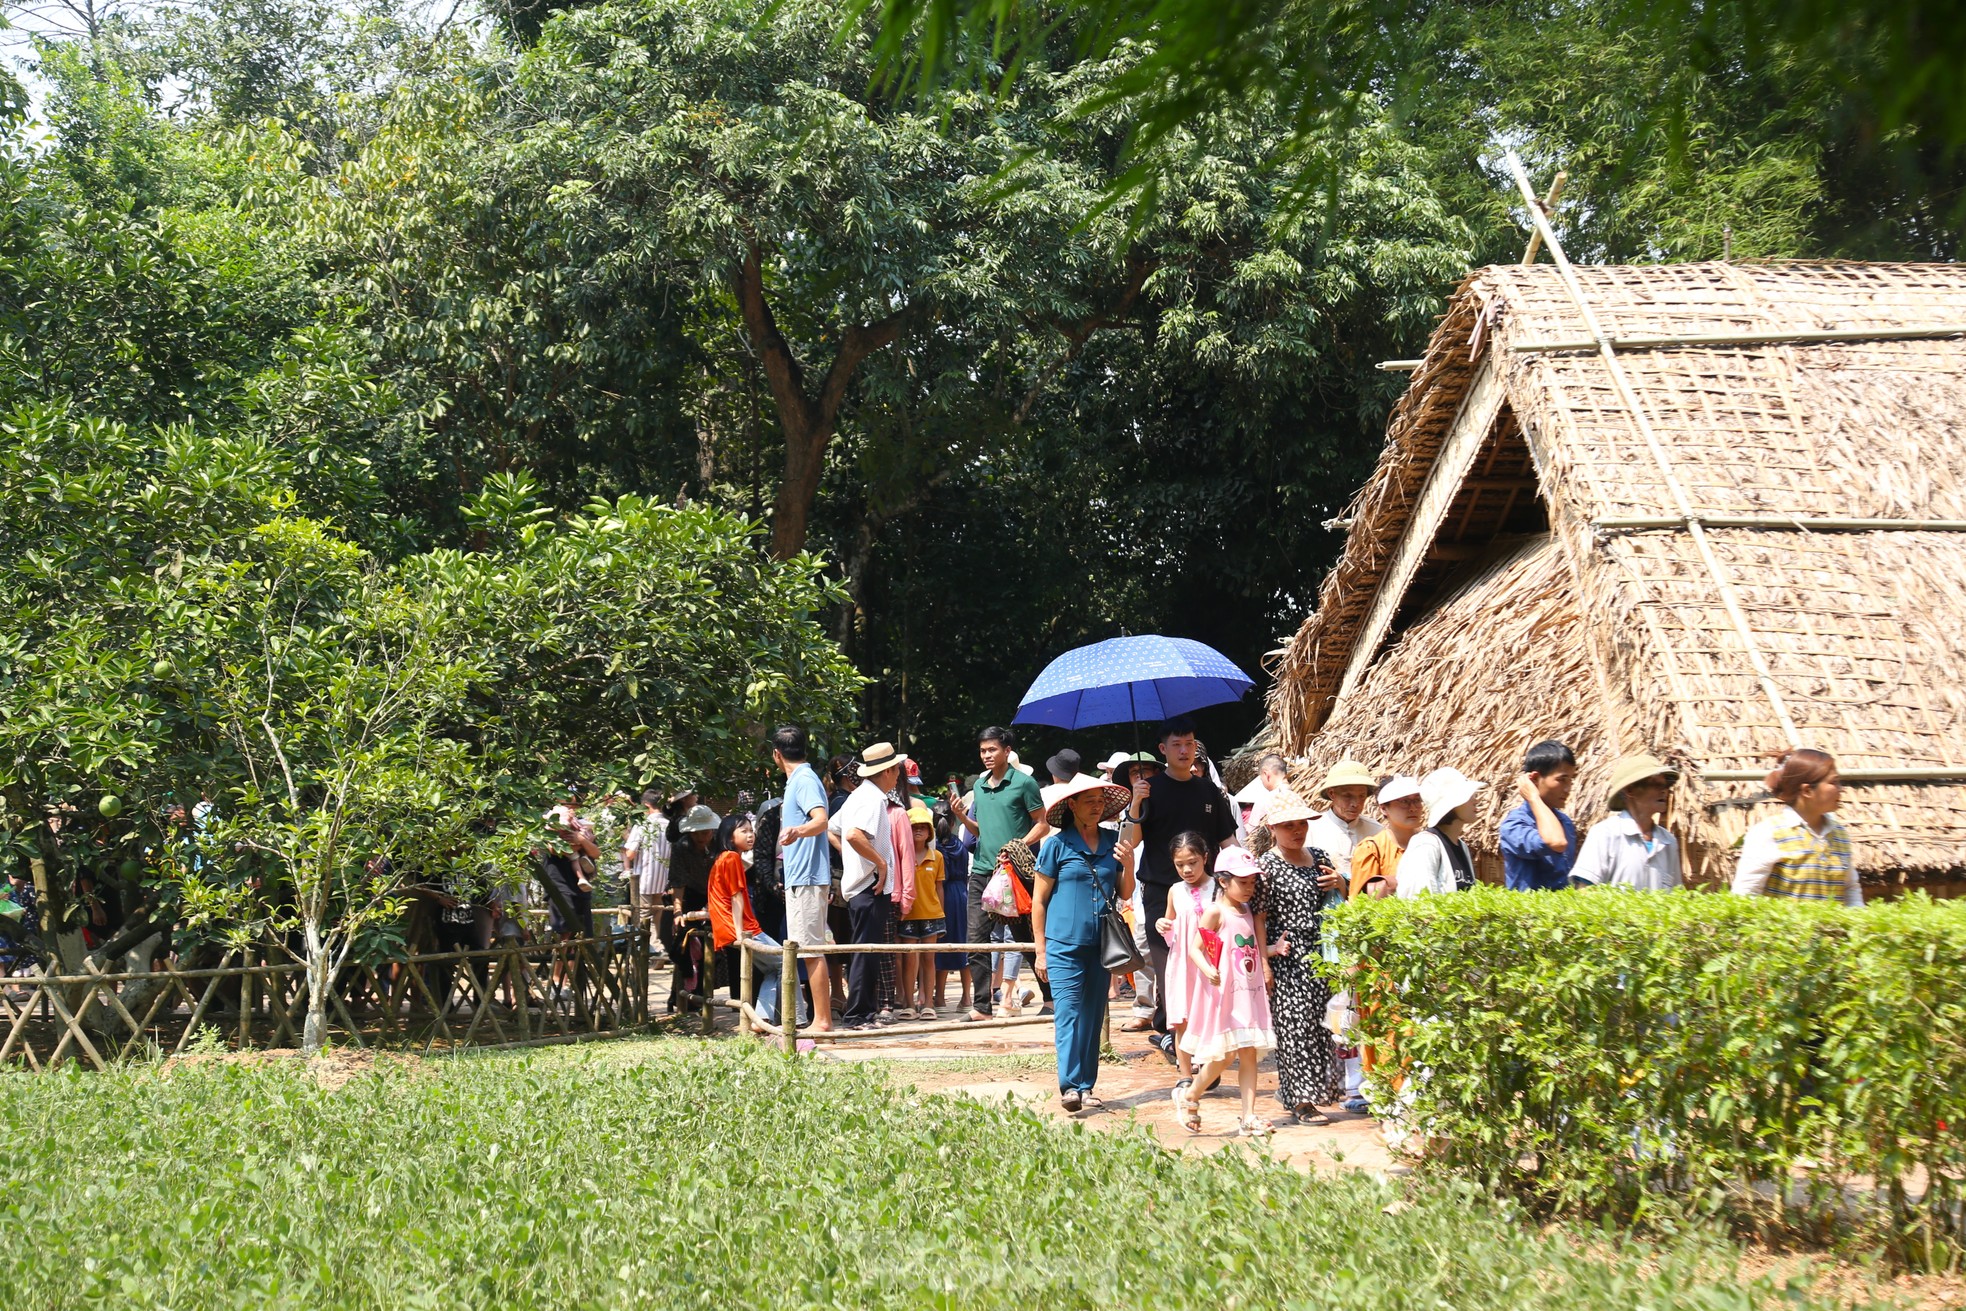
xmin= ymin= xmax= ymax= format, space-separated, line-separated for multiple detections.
xmin=1119 ymin=1017 xmax=1154 ymax=1033
xmin=1172 ymin=1087 xmax=1201 ymax=1134
xmin=1239 ymin=1116 xmax=1275 ymax=1138
xmin=1293 ymin=1104 xmax=1332 ymax=1126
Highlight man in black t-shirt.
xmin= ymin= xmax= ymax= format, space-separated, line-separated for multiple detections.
xmin=1126 ymin=715 xmax=1239 ymax=1050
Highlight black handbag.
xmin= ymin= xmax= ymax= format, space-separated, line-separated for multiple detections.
xmin=1095 ymin=880 xmax=1146 ymax=975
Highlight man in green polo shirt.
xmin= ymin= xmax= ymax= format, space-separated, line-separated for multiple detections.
xmin=951 ymin=725 xmax=1047 ymax=1021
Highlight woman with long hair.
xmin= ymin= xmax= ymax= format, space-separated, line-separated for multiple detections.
xmin=1733 ymin=749 xmax=1861 ymax=906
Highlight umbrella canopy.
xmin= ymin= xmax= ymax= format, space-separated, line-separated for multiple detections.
xmin=1014 ymin=635 xmax=1255 ymax=730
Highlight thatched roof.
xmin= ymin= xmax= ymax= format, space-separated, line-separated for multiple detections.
xmin=1266 ymin=260 xmax=1966 ymax=882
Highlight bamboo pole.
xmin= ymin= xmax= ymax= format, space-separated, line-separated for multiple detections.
xmin=1520 ymin=169 xmax=1566 ymax=264
xmin=799 ymin=1014 xmax=1054 ymax=1042
xmin=238 ymin=945 xmax=253 ymax=1050
xmin=1514 ymin=323 xmax=1966 ymax=354
xmin=700 ymin=931 xmax=717 ymax=1038
xmin=1596 ymin=514 xmax=1966 ymax=533
xmin=735 ymin=895 xmax=754 ymax=1038
xmin=1700 ymin=768 xmax=1966 ymax=783
xmin=780 ymin=940 xmax=799 ymax=1056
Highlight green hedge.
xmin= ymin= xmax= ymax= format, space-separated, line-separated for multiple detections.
xmin=1328 ymin=887 xmax=1966 ymax=1266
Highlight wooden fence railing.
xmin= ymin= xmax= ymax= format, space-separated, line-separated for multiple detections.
xmin=0 ymin=933 xmax=651 ymax=1071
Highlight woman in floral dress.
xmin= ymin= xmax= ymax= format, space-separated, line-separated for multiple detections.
xmin=1253 ymin=791 xmax=1342 ymax=1123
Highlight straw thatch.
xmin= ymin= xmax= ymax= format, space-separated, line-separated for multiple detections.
xmin=1263 ymin=260 xmax=1966 ymax=884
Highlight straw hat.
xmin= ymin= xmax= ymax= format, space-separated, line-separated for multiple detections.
xmin=1316 ymin=760 xmax=1377 ymax=798
xmin=1377 ymin=775 xmax=1422 ymax=806
xmin=857 ymin=742 xmax=903 ymax=778
xmin=1261 ymin=790 xmax=1318 ymax=827
xmin=1420 ymin=767 xmax=1488 ymax=828
xmin=678 ymin=804 xmax=721 ymax=834
xmin=1044 ymin=775 xmax=1133 ymax=827
xmin=1606 ymin=753 xmax=1679 ymax=810
xmin=1214 ymin=846 xmax=1262 ymax=880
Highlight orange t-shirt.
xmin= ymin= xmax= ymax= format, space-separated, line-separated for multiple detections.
xmin=706 ymin=851 xmax=762 ymax=950
xmin=1348 ymin=828 xmax=1408 ymax=899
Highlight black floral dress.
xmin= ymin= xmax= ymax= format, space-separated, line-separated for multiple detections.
xmin=1254 ymin=848 xmax=1339 ymax=1109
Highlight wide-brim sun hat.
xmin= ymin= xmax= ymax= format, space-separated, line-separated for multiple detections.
xmin=1112 ymin=752 xmax=1161 ymax=788
xmin=678 ymin=804 xmax=721 ymax=834
xmin=1606 ymin=753 xmax=1679 ymax=810
xmin=1044 ymin=775 xmax=1134 ymax=827
xmin=1317 ymin=760 xmax=1378 ymax=798
xmin=1420 ymin=767 xmax=1488 ymax=828
xmin=1376 ymin=775 xmax=1422 ymax=806
xmin=1008 ymin=751 xmax=1035 ymax=777
xmin=857 ymin=742 xmax=903 ymax=778
xmin=1261 ymin=790 xmax=1318 ymax=827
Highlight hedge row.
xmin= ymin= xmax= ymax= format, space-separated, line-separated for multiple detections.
xmin=1328 ymin=888 xmax=1966 ymax=1266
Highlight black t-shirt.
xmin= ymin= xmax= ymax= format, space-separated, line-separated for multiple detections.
xmin=1138 ymin=772 xmax=1238 ymax=886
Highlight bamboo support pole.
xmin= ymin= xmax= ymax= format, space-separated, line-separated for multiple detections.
xmin=238 ymin=945 xmax=253 ymax=1050
xmin=700 ymin=933 xmax=717 ymax=1038
xmin=1515 ymin=323 xmax=1966 ymax=354
xmin=799 ymin=1014 xmax=1054 ymax=1042
xmin=1520 ymin=169 xmax=1566 ymax=264
xmin=1596 ymin=514 xmax=1966 ymax=533
xmin=780 ymin=940 xmax=799 ymax=1056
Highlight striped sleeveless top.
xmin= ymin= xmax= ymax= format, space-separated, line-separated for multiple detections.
xmin=1764 ymin=815 xmax=1854 ymax=902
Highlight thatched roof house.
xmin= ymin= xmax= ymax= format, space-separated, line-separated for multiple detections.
xmin=1264 ymin=260 xmax=1966 ymax=886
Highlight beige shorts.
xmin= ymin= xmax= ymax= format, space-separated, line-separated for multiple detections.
xmin=784 ymin=884 xmax=831 ymax=947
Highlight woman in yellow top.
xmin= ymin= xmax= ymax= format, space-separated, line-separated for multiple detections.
xmin=1732 ymin=749 xmax=1861 ymax=906
xmin=897 ymin=805 xmax=948 ymax=1019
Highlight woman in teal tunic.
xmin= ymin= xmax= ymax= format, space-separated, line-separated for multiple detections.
xmin=1033 ymin=775 xmax=1137 ymax=1112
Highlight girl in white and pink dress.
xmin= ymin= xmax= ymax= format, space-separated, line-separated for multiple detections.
xmin=1155 ymin=831 xmax=1216 ymax=1091
xmin=1175 ymin=846 xmax=1277 ymax=1137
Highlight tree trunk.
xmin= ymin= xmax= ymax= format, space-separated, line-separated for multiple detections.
xmin=731 ymin=244 xmax=906 ymax=561
xmin=303 ymin=919 xmax=330 ymax=1056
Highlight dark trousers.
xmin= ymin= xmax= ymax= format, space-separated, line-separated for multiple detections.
xmin=965 ymin=871 xmax=1045 ymax=1016
xmin=1141 ymin=880 xmax=1172 ymax=1033
xmin=843 ymin=887 xmax=887 ymax=1025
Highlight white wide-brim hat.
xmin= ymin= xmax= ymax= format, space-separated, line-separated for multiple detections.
xmin=1420 ymin=767 xmax=1488 ymax=828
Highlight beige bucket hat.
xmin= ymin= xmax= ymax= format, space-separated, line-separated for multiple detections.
xmin=1605 ymin=753 xmax=1679 ymax=810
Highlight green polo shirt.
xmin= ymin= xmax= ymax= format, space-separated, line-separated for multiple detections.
xmin=971 ymin=769 xmax=1043 ymax=868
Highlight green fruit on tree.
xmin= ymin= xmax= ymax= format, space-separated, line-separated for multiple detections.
xmin=98 ymin=795 xmax=123 ymax=819
xmin=119 ymin=859 xmax=142 ymax=880
xmin=152 ymin=659 xmax=172 ymax=678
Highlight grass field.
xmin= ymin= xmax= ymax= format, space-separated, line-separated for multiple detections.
xmin=0 ymin=1038 xmax=1849 ymax=1309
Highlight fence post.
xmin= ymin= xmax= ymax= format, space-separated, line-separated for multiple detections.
xmin=780 ymin=941 xmax=799 ymax=1056
xmin=700 ymin=932 xmax=717 ymax=1037
xmin=238 ymin=945 xmax=254 ymax=1050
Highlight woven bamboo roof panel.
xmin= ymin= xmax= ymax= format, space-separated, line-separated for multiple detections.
xmin=1268 ymin=260 xmax=1966 ymax=879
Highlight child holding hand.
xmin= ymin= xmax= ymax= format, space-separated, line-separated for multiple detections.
xmin=1155 ymin=831 xmax=1216 ymax=1095
xmin=1174 ymin=846 xmax=1277 ymax=1137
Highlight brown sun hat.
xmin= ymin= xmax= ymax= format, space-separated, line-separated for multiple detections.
xmin=1261 ymin=790 xmax=1318 ymax=827
xmin=1043 ymin=775 xmax=1133 ymax=827
xmin=1606 ymin=753 xmax=1679 ymax=810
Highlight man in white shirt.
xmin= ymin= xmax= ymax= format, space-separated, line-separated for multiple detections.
xmin=829 ymin=741 xmax=902 ymax=1029
xmin=1570 ymin=754 xmax=1683 ymax=892
xmin=622 ymin=789 xmax=674 ymax=951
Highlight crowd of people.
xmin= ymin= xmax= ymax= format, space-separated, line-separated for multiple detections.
xmin=724 ymin=720 xmax=1859 ymax=1133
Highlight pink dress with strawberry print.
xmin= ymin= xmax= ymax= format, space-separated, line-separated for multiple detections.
xmin=1177 ymin=896 xmax=1276 ymax=1063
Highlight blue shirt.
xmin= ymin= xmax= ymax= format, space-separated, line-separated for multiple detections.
xmin=780 ymin=763 xmax=833 ymax=889
xmin=1035 ymin=827 xmax=1122 ymax=948
xmin=1499 ymin=800 xmax=1577 ymax=891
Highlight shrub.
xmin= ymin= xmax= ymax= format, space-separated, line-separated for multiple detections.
xmin=0 ymin=1040 xmax=1832 ymax=1308
xmin=1328 ymin=887 xmax=1966 ymax=1266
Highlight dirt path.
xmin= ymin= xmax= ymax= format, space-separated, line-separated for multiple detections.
xmin=817 ymin=1013 xmax=1401 ymax=1176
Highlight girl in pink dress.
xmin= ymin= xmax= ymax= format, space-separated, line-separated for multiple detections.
xmin=1155 ymin=831 xmax=1216 ymax=1091
xmin=1174 ymin=846 xmax=1277 ymax=1136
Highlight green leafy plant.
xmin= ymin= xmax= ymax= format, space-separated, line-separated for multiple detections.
xmin=1328 ymin=887 xmax=1966 ymax=1268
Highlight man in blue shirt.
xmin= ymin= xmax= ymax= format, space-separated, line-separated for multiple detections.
xmin=773 ymin=724 xmax=836 ymax=1031
xmin=1499 ymin=739 xmax=1578 ymax=891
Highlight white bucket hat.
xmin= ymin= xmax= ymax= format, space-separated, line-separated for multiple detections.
xmin=678 ymin=804 xmax=721 ymax=834
xmin=1420 ymin=767 xmax=1488 ymax=828
xmin=1376 ymin=775 xmax=1422 ymax=806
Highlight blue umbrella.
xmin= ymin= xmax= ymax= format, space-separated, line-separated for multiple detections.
xmin=1014 ymin=635 xmax=1255 ymax=730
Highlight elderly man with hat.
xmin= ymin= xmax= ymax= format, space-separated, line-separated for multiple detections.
xmin=1304 ymin=762 xmax=1382 ymax=893
xmin=1570 ymin=754 xmax=1683 ymax=890
xmin=828 ymin=742 xmax=905 ymax=1029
